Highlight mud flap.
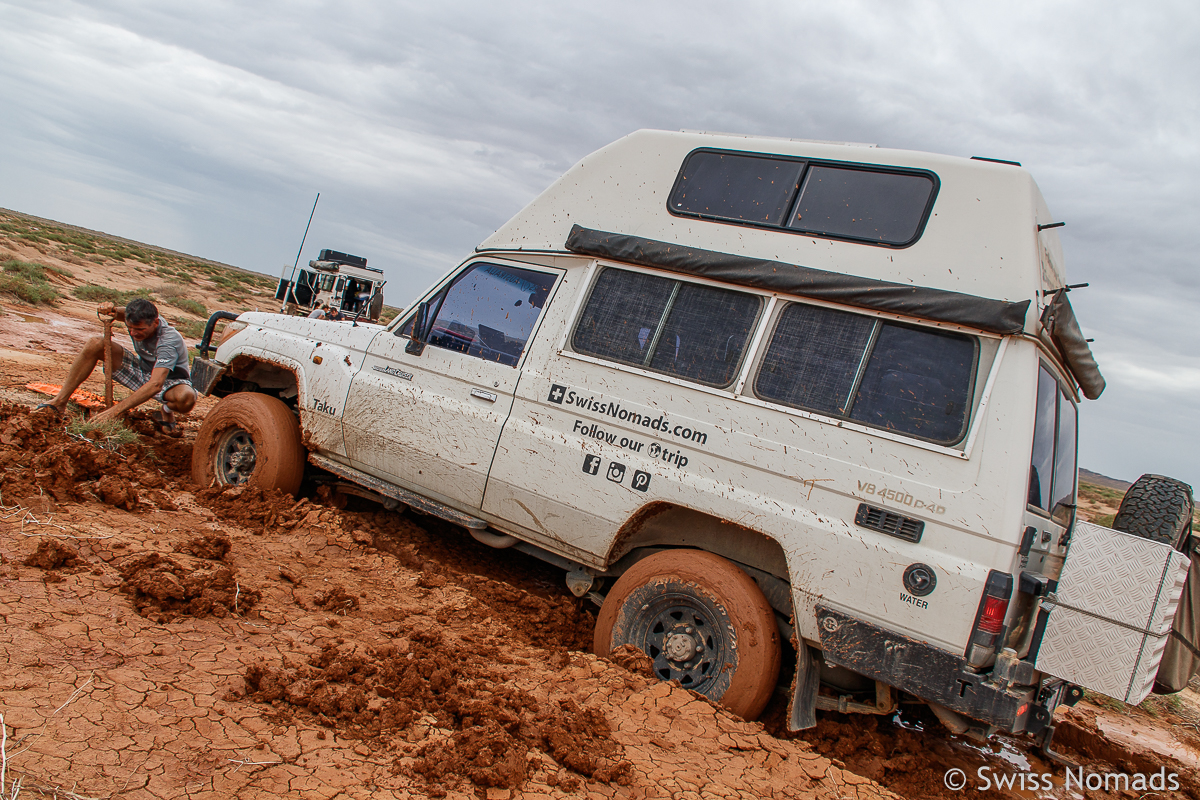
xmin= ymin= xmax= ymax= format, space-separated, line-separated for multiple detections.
xmin=788 ymin=644 xmax=820 ymax=731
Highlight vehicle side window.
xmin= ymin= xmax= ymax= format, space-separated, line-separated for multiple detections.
xmin=755 ymin=303 xmax=976 ymax=444
xmin=410 ymin=262 xmax=556 ymax=366
xmin=849 ymin=323 xmax=976 ymax=443
xmin=1051 ymin=388 xmax=1078 ymax=525
xmin=1028 ymin=365 xmax=1079 ymax=522
xmin=1028 ymin=367 xmax=1057 ymax=509
xmin=788 ymin=166 xmax=937 ymax=244
xmin=755 ymin=304 xmax=874 ymax=414
xmin=571 ymin=268 xmax=761 ymax=388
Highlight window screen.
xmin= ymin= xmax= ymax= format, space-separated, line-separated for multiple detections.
xmin=572 ymin=268 xmax=761 ymax=387
xmin=670 ymin=151 xmax=804 ymax=225
xmin=755 ymin=304 xmax=875 ymax=414
xmin=789 ymin=166 xmax=935 ymax=244
xmin=755 ymin=303 xmax=976 ymax=444
xmin=413 ymin=262 xmax=556 ymax=366
xmin=668 ymin=148 xmax=938 ymax=247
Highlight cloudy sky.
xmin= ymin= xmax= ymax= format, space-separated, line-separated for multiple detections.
xmin=1 ymin=0 xmax=1197 ymax=488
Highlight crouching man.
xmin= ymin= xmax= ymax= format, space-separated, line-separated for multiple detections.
xmin=37 ymin=298 xmax=197 ymax=436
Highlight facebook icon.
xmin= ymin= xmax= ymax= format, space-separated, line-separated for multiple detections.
xmin=548 ymin=384 xmax=567 ymax=404
xmin=582 ymin=455 xmax=601 ymax=475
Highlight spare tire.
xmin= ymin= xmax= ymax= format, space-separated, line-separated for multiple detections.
xmin=1112 ymin=474 xmax=1196 ymax=694
xmin=1112 ymin=474 xmax=1194 ymax=547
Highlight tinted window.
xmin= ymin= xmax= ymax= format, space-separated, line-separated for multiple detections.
xmin=1028 ymin=366 xmax=1058 ymax=510
xmin=572 ymin=268 xmax=761 ymax=387
xmin=671 ymin=151 xmax=803 ymax=225
xmin=789 ymin=166 xmax=935 ymax=244
xmin=849 ymin=324 xmax=976 ymax=442
xmin=755 ymin=304 xmax=976 ymax=444
xmin=668 ymin=148 xmax=938 ymax=247
xmin=755 ymin=304 xmax=875 ymax=414
xmin=421 ymin=262 xmax=556 ymax=366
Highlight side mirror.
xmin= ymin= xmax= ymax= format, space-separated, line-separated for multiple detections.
xmin=404 ymin=301 xmax=429 ymax=355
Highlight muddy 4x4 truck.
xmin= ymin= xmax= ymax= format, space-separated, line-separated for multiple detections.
xmin=191 ymin=130 xmax=1199 ymax=755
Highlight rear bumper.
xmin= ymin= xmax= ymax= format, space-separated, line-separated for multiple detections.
xmin=816 ymin=605 xmax=1045 ymax=733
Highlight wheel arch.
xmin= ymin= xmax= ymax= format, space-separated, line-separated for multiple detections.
xmin=213 ymin=353 xmax=306 ymax=406
xmin=604 ymin=502 xmax=793 ymax=621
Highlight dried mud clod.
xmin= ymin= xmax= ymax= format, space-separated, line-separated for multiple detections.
xmin=197 ymin=484 xmax=318 ymax=535
xmin=117 ymin=551 xmax=260 ymax=620
xmin=312 ymin=583 xmax=359 ymax=614
xmin=607 ymin=643 xmax=655 ymax=679
xmin=23 ymin=538 xmax=82 ymax=570
xmin=96 ymin=474 xmax=139 ymax=510
xmin=0 ymin=403 xmax=186 ymax=508
xmin=241 ymin=629 xmax=629 ymax=792
xmin=178 ymin=532 xmax=232 ymax=561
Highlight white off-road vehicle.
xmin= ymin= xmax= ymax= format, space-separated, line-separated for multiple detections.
xmin=191 ymin=130 xmax=1197 ymax=753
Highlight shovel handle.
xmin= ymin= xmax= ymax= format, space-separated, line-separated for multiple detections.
xmin=101 ymin=315 xmax=114 ymax=409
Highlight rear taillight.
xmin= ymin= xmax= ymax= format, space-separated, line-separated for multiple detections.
xmin=965 ymin=570 xmax=1013 ymax=670
xmin=978 ymin=596 xmax=1008 ymax=635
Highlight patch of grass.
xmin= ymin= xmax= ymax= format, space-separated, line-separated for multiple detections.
xmin=171 ymin=298 xmax=207 ymax=317
xmin=72 ymin=285 xmax=151 ymax=305
xmin=0 ymin=258 xmax=60 ymax=304
xmin=66 ymin=415 xmax=139 ymax=449
xmin=1138 ymin=693 xmax=1182 ymax=718
xmin=171 ymin=317 xmax=206 ymax=339
xmin=1083 ymin=690 xmax=1127 ymax=714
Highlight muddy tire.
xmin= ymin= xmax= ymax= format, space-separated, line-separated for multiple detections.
xmin=191 ymin=393 xmax=304 ymax=496
xmin=593 ymin=549 xmax=781 ymax=720
xmin=1112 ymin=474 xmax=1193 ymax=548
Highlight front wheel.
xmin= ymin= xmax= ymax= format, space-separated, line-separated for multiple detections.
xmin=191 ymin=393 xmax=305 ymax=496
xmin=593 ymin=549 xmax=781 ymax=720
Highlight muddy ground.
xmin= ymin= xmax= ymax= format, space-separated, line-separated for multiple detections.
xmin=1 ymin=228 xmax=1199 ymax=799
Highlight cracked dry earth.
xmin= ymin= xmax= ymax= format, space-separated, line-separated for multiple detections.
xmin=0 ymin=401 xmax=895 ymax=800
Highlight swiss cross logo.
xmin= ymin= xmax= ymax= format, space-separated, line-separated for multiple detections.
xmin=548 ymin=384 xmax=567 ymax=404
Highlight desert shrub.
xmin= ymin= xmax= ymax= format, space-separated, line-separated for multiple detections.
xmin=72 ymin=285 xmax=151 ymax=305
xmin=0 ymin=259 xmax=60 ymax=304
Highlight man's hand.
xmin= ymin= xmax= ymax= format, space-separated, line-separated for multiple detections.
xmin=98 ymin=301 xmax=116 ymax=318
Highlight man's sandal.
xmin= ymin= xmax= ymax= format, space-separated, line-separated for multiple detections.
xmin=151 ymin=410 xmax=183 ymax=438
xmin=33 ymin=403 xmax=62 ymax=417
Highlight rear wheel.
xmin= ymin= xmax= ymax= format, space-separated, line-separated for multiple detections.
xmin=593 ymin=549 xmax=781 ymax=720
xmin=192 ymin=393 xmax=305 ymax=496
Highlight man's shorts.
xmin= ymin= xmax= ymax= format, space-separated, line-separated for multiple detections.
xmin=107 ymin=345 xmax=192 ymax=404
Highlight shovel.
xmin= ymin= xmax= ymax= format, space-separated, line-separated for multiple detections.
xmin=99 ymin=309 xmax=114 ymax=409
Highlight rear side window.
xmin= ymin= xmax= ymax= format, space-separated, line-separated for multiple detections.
xmin=1028 ymin=364 xmax=1078 ymax=523
xmin=754 ymin=303 xmax=976 ymax=444
xmin=669 ymin=148 xmax=937 ymax=247
xmin=572 ymin=268 xmax=761 ymax=387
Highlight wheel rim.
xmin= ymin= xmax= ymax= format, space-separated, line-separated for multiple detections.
xmin=214 ymin=427 xmax=257 ymax=485
xmin=622 ymin=585 xmax=733 ymax=698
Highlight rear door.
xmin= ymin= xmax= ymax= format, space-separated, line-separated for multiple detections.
xmin=341 ymin=260 xmax=561 ymax=511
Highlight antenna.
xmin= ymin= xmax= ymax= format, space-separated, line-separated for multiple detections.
xmin=281 ymin=193 xmax=320 ymax=311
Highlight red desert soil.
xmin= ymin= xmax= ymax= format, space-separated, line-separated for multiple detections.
xmin=1 ymin=227 xmax=1199 ymax=799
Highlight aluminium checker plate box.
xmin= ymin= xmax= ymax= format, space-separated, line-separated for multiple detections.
xmin=1034 ymin=520 xmax=1188 ymax=704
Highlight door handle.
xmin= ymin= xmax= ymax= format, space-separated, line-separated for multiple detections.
xmin=470 ymin=388 xmax=498 ymax=402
